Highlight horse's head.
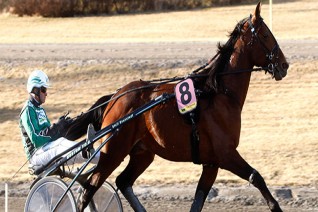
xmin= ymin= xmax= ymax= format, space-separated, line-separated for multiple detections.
xmin=241 ymin=2 xmax=289 ymax=80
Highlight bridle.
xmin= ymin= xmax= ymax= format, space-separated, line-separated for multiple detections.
xmin=198 ymin=14 xmax=281 ymax=77
xmin=246 ymin=14 xmax=280 ymax=76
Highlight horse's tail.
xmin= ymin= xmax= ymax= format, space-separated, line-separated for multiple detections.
xmin=65 ymin=93 xmax=113 ymax=140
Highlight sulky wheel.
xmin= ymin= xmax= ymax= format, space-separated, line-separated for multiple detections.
xmin=24 ymin=176 xmax=77 ymax=212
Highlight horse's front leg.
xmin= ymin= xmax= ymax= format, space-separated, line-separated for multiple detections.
xmin=220 ymin=149 xmax=282 ymax=212
xmin=77 ymin=172 xmax=104 ymax=212
xmin=190 ymin=164 xmax=219 ymax=212
xmin=78 ymin=150 xmax=126 ymax=211
xmin=116 ymin=143 xmax=155 ymax=212
xmin=248 ymin=169 xmax=282 ymax=211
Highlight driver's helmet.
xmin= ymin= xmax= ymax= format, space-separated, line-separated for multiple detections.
xmin=27 ymin=70 xmax=50 ymax=93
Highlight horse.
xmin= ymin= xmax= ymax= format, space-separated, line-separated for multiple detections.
xmin=67 ymin=2 xmax=289 ymax=211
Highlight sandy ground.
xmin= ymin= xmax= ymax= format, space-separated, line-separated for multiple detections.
xmin=0 ymin=1 xmax=318 ymax=211
xmin=0 ymin=40 xmax=318 ymax=211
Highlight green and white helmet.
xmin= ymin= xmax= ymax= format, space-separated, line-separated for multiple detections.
xmin=27 ymin=70 xmax=50 ymax=93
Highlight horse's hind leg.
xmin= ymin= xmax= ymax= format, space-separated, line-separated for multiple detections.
xmin=116 ymin=142 xmax=155 ymax=212
xmin=77 ymin=149 xmax=129 ymax=211
xmin=190 ymin=164 xmax=219 ymax=212
xmin=221 ymin=149 xmax=282 ymax=212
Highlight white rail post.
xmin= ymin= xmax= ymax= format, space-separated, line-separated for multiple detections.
xmin=269 ymin=0 xmax=273 ymax=31
xmin=5 ymin=183 xmax=8 ymax=212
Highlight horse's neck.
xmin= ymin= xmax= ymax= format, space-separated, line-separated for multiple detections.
xmin=223 ymin=46 xmax=253 ymax=109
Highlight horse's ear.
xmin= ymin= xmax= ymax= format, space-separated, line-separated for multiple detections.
xmin=254 ymin=2 xmax=262 ymax=19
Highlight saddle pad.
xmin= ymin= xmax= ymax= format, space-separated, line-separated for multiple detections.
xmin=175 ymin=78 xmax=197 ymax=114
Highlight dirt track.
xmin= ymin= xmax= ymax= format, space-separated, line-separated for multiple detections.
xmin=0 ymin=40 xmax=318 ymax=211
xmin=0 ymin=40 xmax=317 ymax=65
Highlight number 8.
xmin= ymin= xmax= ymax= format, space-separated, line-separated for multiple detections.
xmin=179 ymin=82 xmax=192 ymax=105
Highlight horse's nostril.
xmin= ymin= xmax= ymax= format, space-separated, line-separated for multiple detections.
xmin=282 ymin=63 xmax=289 ymax=70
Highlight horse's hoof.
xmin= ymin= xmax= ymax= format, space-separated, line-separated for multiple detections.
xmin=269 ymin=202 xmax=283 ymax=212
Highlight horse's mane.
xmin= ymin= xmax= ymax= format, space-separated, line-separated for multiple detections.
xmin=196 ymin=17 xmax=248 ymax=93
xmin=64 ymin=94 xmax=113 ymax=140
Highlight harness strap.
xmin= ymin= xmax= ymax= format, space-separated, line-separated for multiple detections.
xmin=190 ymin=112 xmax=201 ymax=164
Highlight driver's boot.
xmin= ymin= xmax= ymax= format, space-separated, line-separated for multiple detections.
xmin=82 ymin=124 xmax=96 ymax=159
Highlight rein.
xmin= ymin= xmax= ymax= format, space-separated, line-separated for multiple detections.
xmin=73 ymin=64 xmax=267 ymax=120
xmin=217 ymin=66 xmax=267 ymax=75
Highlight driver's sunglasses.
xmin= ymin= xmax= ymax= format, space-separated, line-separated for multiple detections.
xmin=40 ymin=87 xmax=47 ymax=93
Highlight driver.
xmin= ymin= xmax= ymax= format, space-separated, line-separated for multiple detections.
xmin=19 ymin=70 xmax=99 ymax=168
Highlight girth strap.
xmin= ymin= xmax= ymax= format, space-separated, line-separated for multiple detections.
xmin=190 ymin=112 xmax=201 ymax=164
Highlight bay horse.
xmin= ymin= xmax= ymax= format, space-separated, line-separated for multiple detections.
xmin=68 ymin=2 xmax=289 ymax=211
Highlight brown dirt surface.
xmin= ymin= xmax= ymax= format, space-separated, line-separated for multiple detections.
xmin=0 ymin=1 xmax=318 ymax=211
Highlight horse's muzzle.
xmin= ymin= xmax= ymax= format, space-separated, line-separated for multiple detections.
xmin=274 ymin=62 xmax=289 ymax=81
